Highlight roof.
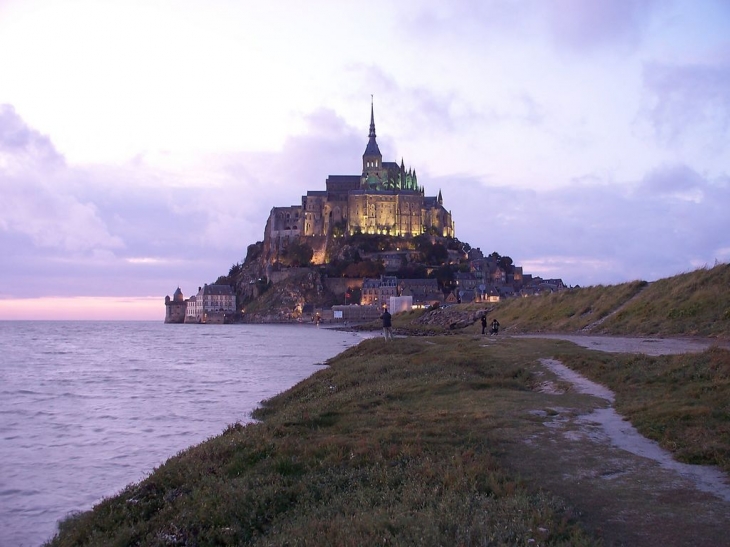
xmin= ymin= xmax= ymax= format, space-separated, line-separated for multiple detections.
xmin=364 ymin=138 xmax=381 ymax=157
xmin=326 ymin=175 xmax=361 ymax=183
xmin=201 ymin=284 xmax=234 ymax=296
xmin=364 ymin=100 xmax=382 ymax=157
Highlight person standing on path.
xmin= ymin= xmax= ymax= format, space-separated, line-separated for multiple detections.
xmin=481 ymin=314 xmax=487 ymax=335
xmin=491 ymin=318 xmax=500 ymax=336
xmin=381 ymin=307 xmax=393 ymax=341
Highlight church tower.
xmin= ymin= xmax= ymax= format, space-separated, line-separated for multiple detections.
xmin=362 ymin=97 xmax=388 ymax=189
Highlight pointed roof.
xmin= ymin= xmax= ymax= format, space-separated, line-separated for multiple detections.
xmin=363 ymin=97 xmax=382 ymax=157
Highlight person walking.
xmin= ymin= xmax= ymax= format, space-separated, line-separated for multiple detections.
xmin=490 ymin=318 xmax=500 ymax=336
xmin=381 ymin=307 xmax=393 ymax=341
xmin=481 ymin=314 xmax=487 ymax=335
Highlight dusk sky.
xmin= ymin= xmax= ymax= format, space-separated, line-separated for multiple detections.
xmin=1 ymin=0 xmax=729 ymax=320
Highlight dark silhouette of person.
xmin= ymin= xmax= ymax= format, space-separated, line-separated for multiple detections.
xmin=491 ymin=319 xmax=500 ymax=335
xmin=481 ymin=314 xmax=487 ymax=335
xmin=381 ymin=307 xmax=393 ymax=341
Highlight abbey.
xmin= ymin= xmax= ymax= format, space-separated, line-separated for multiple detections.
xmin=264 ymin=101 xmax=455 ymax=264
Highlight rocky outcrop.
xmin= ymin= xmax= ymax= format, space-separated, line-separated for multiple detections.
xmin=413 ymin=306 xmax=492 ymax=331
xmin=239 ymin=268 xmax=339 ymax=322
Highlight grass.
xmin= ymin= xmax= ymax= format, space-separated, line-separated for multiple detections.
xmin=45 ymin=264 xmax=730 ymax=545
xmin=556 ymin=345 xmax=730 ymax=473
xmin=46 ymin=337 xmax=601 ymax=546
xmin=421 ymin=263 xmax=730 ymax=338
xmin=475 ymin=281 xmax=648 ymax=334
xmin=596 ymin=264 xmax=730 ymax=337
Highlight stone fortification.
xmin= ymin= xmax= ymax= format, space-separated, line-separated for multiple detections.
xmin=260 ymin=101 xmax=454 ymax=267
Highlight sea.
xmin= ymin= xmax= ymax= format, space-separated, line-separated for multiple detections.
xmin=0 ymin=321 xmax=369 ymax=547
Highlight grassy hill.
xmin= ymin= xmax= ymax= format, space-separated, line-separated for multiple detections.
xmin=396 ymin=263 xmax=730 ymax=339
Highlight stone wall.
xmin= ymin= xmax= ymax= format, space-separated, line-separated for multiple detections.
xmin=269 ymin=267 xmax=314 ymax=285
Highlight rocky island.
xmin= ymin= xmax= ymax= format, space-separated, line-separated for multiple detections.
xmin=166 ymin=101 xmax=564 ymax=324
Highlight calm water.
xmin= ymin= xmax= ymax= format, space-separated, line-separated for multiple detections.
xmin=0 ymin=321 xmax=367 ymax=547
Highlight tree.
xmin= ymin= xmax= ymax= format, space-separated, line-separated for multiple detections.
xmin=214 ymin=275 xmax=231 ymax=286
xmin=244 ymin=242 xmax=263 ymax=264
xmin=413 ymin=234 xmax=433 ymax=255
xmin=280 ymin=242 xmax=314 ymax=267
xmin=343 ymin=259 xmax=384 ymax=278
xmin=396 ymin=262 xmax=428 ymax=279
xmin=345 ymin=287 xmax=362 ymax=304
xmin=427 ymin=242 xmax=449 ymax=265
xmin=431 ymin=264 xmax=456 ymax=295
xmin=331 ymin=220 xmax=347 ymax=238
xmin=498 ymin=255 xmax=514 ymax=274
xmin=228 ymin=262 xmax=243 ymax=279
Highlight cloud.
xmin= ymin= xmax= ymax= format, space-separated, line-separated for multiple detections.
xmin=640 ymin=60 xmax=730 ymax=149
xmin=0 ymin=105 xmax=124 ymax=252
xmin=0 ymin=105 xmax=370 ymax=300
xmin=0 ymin=104 xmax=62 ymax=170
xmin=401 ymin=0 xmax=657 ymax=55
xmin=435 ymin=164 xmax=730 ymax=287
xmin=545 ymin=0 xmax=658 ymax=52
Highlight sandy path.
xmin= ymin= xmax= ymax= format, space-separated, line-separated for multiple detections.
xmin=497 ymin=334 xmax=730 ymax=545
xmin=512 ymin=333 xmax=730 ymax=355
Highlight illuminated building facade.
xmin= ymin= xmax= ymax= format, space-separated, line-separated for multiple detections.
xmin=265 ymin=101 xmax=454 ymax=264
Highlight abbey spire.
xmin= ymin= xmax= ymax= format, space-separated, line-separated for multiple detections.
xmin=362 ymin=96 xmax=386 ymax=188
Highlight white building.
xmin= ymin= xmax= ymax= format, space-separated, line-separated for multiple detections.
xmin=185 ymin=284 xmax=236 ymax=322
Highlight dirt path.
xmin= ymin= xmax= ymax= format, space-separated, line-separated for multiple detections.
xmin=513 ymin=333 xmax=730 ymax=355
xmin=498 ymin=335 xmax=730 ymax=546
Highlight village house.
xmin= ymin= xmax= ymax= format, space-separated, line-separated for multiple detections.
xmin=165 ymin=284 xmax=236 ymax=324
xmin=179 ymin=284 xmax=237 ymax=323
xmin=361 ymin=275 xmax=398 ymax=307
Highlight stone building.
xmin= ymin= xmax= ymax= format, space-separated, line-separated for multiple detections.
xmin=264 ymin=100 xmax=455 ymax=264
xmin=184 ymin=284 xmax=237 ymax=323
xmin=164 ymin=287 xmax=186 ymax=323
xmin=361 ymin=275 xmax=399 ymax=307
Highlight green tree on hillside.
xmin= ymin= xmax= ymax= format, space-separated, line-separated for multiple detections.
xmin=244 ymin=242 xmax=263 ymax=264
xmin=431 ymin=264 xmax=456 ymax=295
xmin=280 ymin=242 xmax=314 ymax=267
xmin=343 ymin=259 xmax=384 ymax=278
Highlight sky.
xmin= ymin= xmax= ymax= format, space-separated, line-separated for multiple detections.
xmin=1 ymin=0 xmax=729 ymax=320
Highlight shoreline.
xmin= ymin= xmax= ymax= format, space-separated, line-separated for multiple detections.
xmin=44 ymin=333 xmax=730 ymax=546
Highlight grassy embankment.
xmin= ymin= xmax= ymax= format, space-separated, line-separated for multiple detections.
xmin=375 ymin=264 xmax=730 ymax=338
xmin=47 ymin=335 xmax=730 ymax=546
xmin=436 ymin=263 xmax=730 ymax=338
xmin=47 ymin=264 xmax=730 ymax=545
xmin=48 ymin=337 xmax=602 ymax=546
